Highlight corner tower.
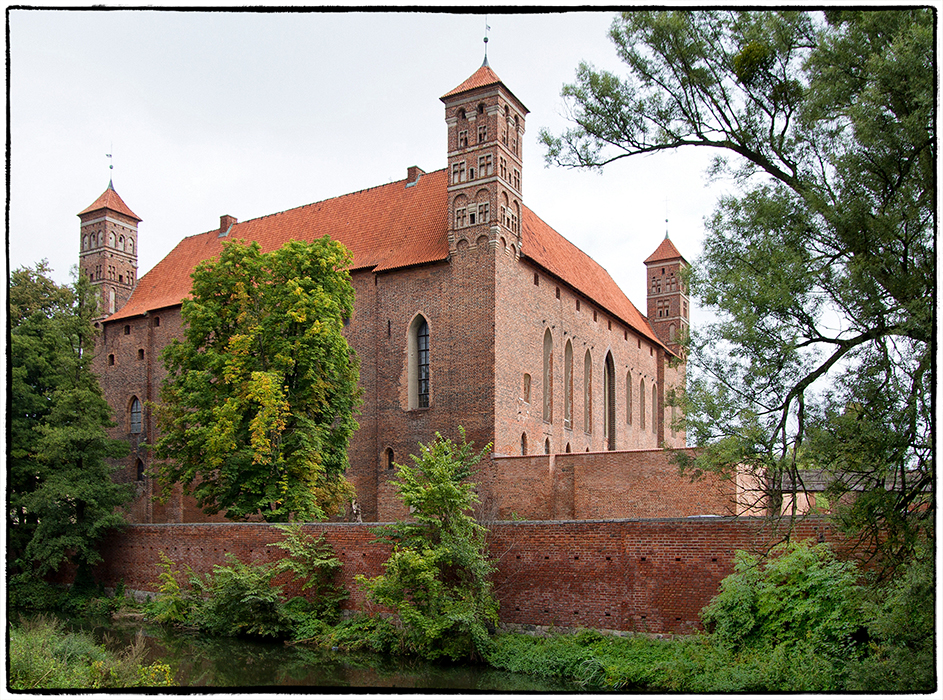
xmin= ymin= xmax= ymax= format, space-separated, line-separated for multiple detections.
xmin=78 ymin=181 xmax=141 ymax=320
xmin=645 ymin=236 xmax=689 ymax=357
xmin=441 ymin=59 xmax=528 ymax=256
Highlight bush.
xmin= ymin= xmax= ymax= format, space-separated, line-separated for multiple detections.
xmin=191 ymin=553 xmax=291 ymax=638
xmin=357 ymin=430 xmax=498 ymax=661
xmin=846 ymin=548 xmax=936 ymax=692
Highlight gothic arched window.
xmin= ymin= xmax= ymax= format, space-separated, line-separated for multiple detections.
xmin=130 ymin=397 xmax=142 ymax=434
xmin=542 ymin=329 xmax=553 ymax=423
xmin=408 ymin=315 xmax=430 ymax=409
xmin=583 ymin=350 xmax=593 ymax=433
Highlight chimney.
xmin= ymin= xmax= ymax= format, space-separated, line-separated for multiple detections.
xmin=406 ymin=166 xmax=425 ymax=187
xmin=219 ymin=215 xmax=237 ymax=237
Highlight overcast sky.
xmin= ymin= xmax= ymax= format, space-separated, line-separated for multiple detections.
xmin=9 ymin=8 xmax=726 ymax=315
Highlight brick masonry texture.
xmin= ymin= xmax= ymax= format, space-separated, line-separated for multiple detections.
xmin=86 ymin=517 xmax=842 ymax=634
xmin=86 ymin=60 xmax=695 ymax=526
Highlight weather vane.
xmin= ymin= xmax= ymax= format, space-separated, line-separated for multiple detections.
xmin=483 ymin=15 xmax=490 ymax=65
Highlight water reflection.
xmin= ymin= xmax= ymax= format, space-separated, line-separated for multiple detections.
xmin=78 ymin=616 xmax=581 ymax=691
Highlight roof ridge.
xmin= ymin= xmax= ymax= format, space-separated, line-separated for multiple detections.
xmin=224 ymin=167 xmax=447 ymax=229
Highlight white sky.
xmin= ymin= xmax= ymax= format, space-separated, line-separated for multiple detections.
xmin=8 ymin=8 xmax=727 ymax=317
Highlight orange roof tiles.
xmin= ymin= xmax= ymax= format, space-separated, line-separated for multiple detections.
xmin=644 ymin=236 xmax=687 ymax=264
xmin=109 ymin=170 xmax=449 ymax=321
xmin=441 ymin=64 xmax=529 ymax=113
xmin=78 ymin=184 xmax=142 ymax=222
xmin=522 ymin=207 xmax=661 ymax=346
xmin=107 ymin=168 xmax=661 ymax=347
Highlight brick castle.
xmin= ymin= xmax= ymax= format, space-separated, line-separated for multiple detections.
xmin=79 ymin=59 xmax=728 ymax=523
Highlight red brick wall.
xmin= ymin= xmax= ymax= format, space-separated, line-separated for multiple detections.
xmin=479 ymin=449 xmax=733 ymax=521
xmin=88 ymin=517 xmax=840 ymax=634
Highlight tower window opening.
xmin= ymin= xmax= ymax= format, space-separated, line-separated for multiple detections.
xmin=458 ymin=130 xmax=468 ymax=148
xmin=417 ymin=319 xmax=429 ymax=408
xmin=478 ymin=124 xmax=488 ymax=142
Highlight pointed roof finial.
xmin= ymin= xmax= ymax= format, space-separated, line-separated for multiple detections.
xmin=106 ymin=147 xmax=114 ymax=189
xmin=482 ymin=15 xmax=490 ymax=66
xmin=665 ymin=196 xmax=670 ymax=239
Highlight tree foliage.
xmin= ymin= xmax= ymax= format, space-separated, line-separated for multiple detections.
xmin=154 ymin=238 xmax=361 ymax=522
xmin=9 ymin=262 xmax=131 ymax=577
xmin=357 ymin=430 xmax=498 ymax=661
xmin=542 ymin=10 xmax=934 ymax=563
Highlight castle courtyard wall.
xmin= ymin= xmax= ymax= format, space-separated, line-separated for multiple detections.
xmin=87 ymin=517 xmax=840 ymax=635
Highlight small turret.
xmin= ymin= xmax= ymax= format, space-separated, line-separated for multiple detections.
xmin=644 ymin=236 xmax=689 ymax=357
xmin=78 ymin=182 xmax=141 ymax=320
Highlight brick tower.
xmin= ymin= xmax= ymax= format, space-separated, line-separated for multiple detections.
xmin=644 ymin=235 xmax=689 ymax=357
xmin=77 ymin=181 xmax=141 ymax=320
xmin=440 ymin=57 xmax=528 ymax=255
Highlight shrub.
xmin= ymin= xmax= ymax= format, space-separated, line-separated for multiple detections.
xmin=357 ymin=430 xmax=498 ymax=661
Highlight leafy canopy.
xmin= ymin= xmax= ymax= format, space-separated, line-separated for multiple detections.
xmin=155 ymin=238 xmax=361 ymax=522
xmin=542 ymin=10 xmax=934 ymax=563
xmin=357 ymin=429 xmax=498 ymax=661
xmin=9 ymin=262 xmax=131 ymax=577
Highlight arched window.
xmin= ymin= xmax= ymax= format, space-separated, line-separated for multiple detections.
xmin=521 ymin=433 xmax=528 ymax=455
xmin=583 ymin=350 xmax=593 ymax=433
xmin=130 ymin=397 xmax=142 ymax=434
xmin=626 ymin=371 xmax=633 ymax=425
xmin=542 ymin=329 xmax=553 ymax=423
xmin=384 ymin=447 xmax=395 ymax=471
xmin=108 ymin=231 xmax=116 ymax=248
xmin=408 ymin=315 xmax=430 ymax=409
xmin=136 ymin=459 xmax=145 ymax=482
xmin=565 ymin=443 xmax=571 ymax=453
xmin=639 ymin=378 xmax=646 ymax=431
xmin=564 ymin=340 xmax=573 ymax=427
xmin=652 ymin=383 xmax=658 ymax=435
xmin=82 ymin=235 xmax=88 ymax=250
xmin=544 ymin=438 xmax=551 ymax=455
xmin=604 ymin=353 xmax=616 ymax=450
xmin=127 ymin=238 xmax=134 ymax=254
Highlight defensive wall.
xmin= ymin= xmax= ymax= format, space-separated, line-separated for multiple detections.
xmin=89 ymin=516 xmax=839 ymax=635
xmin=480 ymin=448 xmax=734 ymax=521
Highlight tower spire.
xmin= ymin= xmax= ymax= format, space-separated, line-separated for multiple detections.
xmin=106 ymin=148 xmax=114 ymax=189
xmin=482 ymin=15 xmax=490 ymax=66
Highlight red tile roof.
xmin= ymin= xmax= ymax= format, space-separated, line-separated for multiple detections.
xmin=522 ymin=207 xmax=661 ymax=346
xmin=109 ymin=169 xmax=449 ymax=321
xmin=78 ymin=184 xmax=142 ymax=222
xmin=107 ymin=168 xmax=663 ymax=348
xmin=441 ymin=64 xmax=528 ymax=113
xmin=644 ymin=236 xmax=686 ymax=264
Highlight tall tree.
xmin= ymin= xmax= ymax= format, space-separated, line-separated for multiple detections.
xmin=541 ymin=10 xmax=934 ymax=563
xmin=9 ymin=262 xmax=131 ymax=577
xmin=154 ymin=238 xmax=360 ymax=522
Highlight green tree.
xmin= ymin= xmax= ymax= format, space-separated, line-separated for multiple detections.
xmin=154 ymin=238 xmax=360 ymax=522
xmin=357 ymin=430 xmax=498 ymax=661
xmin=9 ymin=262 xmax=131 ymax=578
xmin=542 ymin=10 xmax=933 ymax=563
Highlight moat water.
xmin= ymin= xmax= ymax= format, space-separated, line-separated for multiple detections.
xmin=67 ymin=615 xmax=586 ymax=691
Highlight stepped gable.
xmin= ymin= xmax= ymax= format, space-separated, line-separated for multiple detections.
xmin=78 ymin=183 xmax=141 ymax=221
xmin=108 ymin=169 xmax=450 ymax=322
xmin=522 ymin=207 xmax=662 ymax=347
xmin=644 ymin=236 xmax=687 ymax=264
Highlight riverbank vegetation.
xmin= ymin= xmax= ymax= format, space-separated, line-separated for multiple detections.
xmin=8 ymin=615 xmax=172 ymax=690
